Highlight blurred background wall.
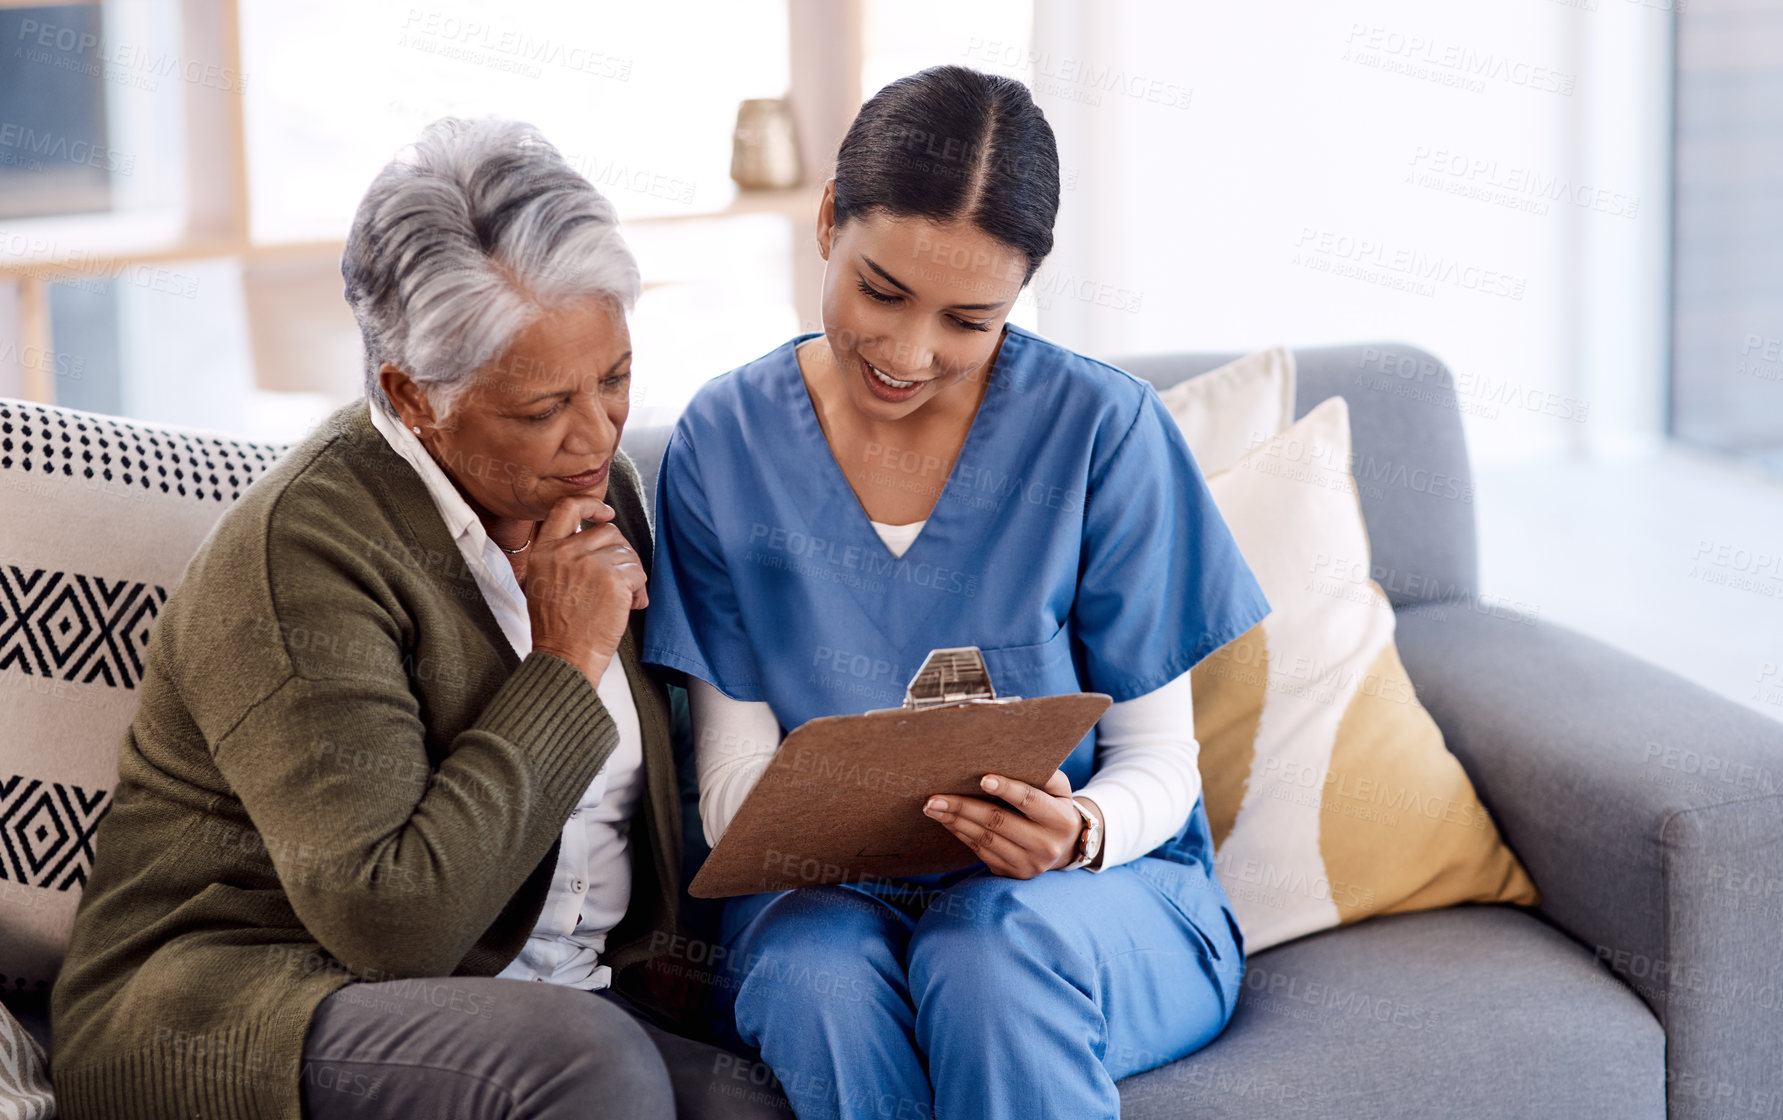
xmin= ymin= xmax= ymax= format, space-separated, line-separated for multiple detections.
xmin=2 ymin=0 xmax=1780 ymax=720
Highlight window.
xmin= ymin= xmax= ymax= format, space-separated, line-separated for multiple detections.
xmin=1671 ymin=1 xmax=1783 ymax=473
xmin=0 ymin=5 xmax=113 ymax=221
xmin=1 ymin=0 xmax=807 ymax=438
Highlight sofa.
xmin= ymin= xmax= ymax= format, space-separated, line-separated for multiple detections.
xmin=3 ymin=342 xmax=1779 ymax=1119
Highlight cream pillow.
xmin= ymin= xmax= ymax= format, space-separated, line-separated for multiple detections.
xmin=1191 ymin=396 xmax=1538 ymax=952
xmin=0 ymin=1002 xmax=53 ymax=1118
xmin=1157 ymin=346 xmax=1296 ymax=475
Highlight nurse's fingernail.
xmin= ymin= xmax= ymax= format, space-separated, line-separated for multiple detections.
xmin=925 ymin=798 xmax=946 ymax=814
xmin=981 ymin=776 xmax=1000 ymax=793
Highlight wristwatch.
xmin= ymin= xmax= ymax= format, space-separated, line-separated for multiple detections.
xmin=1059 ymin=797 xmax=1103 ymax=871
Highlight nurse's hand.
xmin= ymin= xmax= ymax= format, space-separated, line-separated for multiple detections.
xmin=923 ymin=770 xmax=1094 ymax=879
xmin=525 ymin=494 xmax=648 ymax=686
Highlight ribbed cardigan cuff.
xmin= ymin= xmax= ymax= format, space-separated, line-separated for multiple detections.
xmin=53 ymin=1007 xmax=324 ymax=1120
xmin=478 ymin=651 xmax=617 ymax=800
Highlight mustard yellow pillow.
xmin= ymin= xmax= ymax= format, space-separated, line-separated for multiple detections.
xmin=1191 ymin=396 xmax=1538 ymax=952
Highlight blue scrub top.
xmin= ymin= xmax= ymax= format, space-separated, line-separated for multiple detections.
xmin=643 ymin=324 xmax=1270 ymax=869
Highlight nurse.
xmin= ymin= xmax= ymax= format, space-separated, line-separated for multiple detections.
xmin=644 ymin=65 xmax=1269 ymax=1120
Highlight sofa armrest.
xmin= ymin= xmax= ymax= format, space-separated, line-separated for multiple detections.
xmin=1395 ymin=602 xmax=1783 ymax=1120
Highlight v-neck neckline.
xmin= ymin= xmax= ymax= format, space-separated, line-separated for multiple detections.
xmin=788 ymin=327 xmax=1021 ymax=563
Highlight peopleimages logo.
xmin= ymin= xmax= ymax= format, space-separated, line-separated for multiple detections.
xmin=962 ymin=38 xmax=1193 ymax=110
xmin=1406 ymin=144 xmax=1639 ymax=219
xmin=1737 ymin=334 xmax=1783 ymax=384
xmin=14 ymin=17 xmax=247 ymax=92
xmin=1341 ymin=23 xmax=1575 ymax=96
xmin=745 ymin=522 xmax=978 ymax=598
xmin=1355 ymin=346 xmax=1589 ymax=423
xmin=561 ymin=151 xmax=696 ymax=206
xmin=0 ymin=233 xmax=203 ymax=299
xmin=397 ymin=9 xmax=632 ymax=80
xmin=1293 ymin=228 xmax=1527 ymax=302
xmin=0 ymin=123 xmax=135 ymax=174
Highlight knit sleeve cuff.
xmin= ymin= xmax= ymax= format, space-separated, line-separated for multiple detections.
xmin=474 ymin=651 xmax=617 ymax=796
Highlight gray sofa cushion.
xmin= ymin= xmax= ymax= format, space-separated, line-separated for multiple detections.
xmin=1117 ymin=905 xmax=1664 ymax=1119
xmin=620 ymin=421 xmax=671 ymax=520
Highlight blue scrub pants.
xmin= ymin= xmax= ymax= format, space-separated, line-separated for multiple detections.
xmin=708 ymin=855 xmax=1245 ymax=1120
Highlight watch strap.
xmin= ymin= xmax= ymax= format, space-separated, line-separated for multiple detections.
xmin=1059 ymin=797 xmax=1103 ymax=872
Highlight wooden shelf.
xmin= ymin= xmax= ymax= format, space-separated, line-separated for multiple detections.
xmin=0 ymin=186 xmax=823 ymax=282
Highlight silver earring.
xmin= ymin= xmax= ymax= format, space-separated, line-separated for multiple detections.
xmin=411 ymin=426 xmax=422 ymax=435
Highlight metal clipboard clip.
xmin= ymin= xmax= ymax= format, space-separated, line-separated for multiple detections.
xmin=900 ymin=647 xmax=1022 ymax=710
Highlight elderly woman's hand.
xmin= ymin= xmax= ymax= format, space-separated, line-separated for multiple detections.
xmin=525 ymin=494 xmax=648 ymax=684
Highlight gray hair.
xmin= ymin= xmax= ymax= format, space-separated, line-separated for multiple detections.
xmin=343 ymin=117 xmax=641 ymax=419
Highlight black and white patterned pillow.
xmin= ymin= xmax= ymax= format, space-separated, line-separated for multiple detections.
xmin=0 ymin=398 xmax=289 ymax=993
xmin=1 ymin=398 xmax=279 ymax=500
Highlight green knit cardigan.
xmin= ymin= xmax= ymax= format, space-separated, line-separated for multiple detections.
xmin=49 ymin=401 xmax=680 ymax=1120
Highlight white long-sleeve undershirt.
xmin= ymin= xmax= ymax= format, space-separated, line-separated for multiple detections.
xmin=690 ymin=671 xmax=1201 ymax=871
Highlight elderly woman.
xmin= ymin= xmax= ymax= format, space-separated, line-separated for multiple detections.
xmin=49 ymin=119 xmax=692 ymax=1120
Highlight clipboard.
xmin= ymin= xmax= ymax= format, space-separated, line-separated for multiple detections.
xmin=689 ymin=648 xmax=1112 ymax=898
